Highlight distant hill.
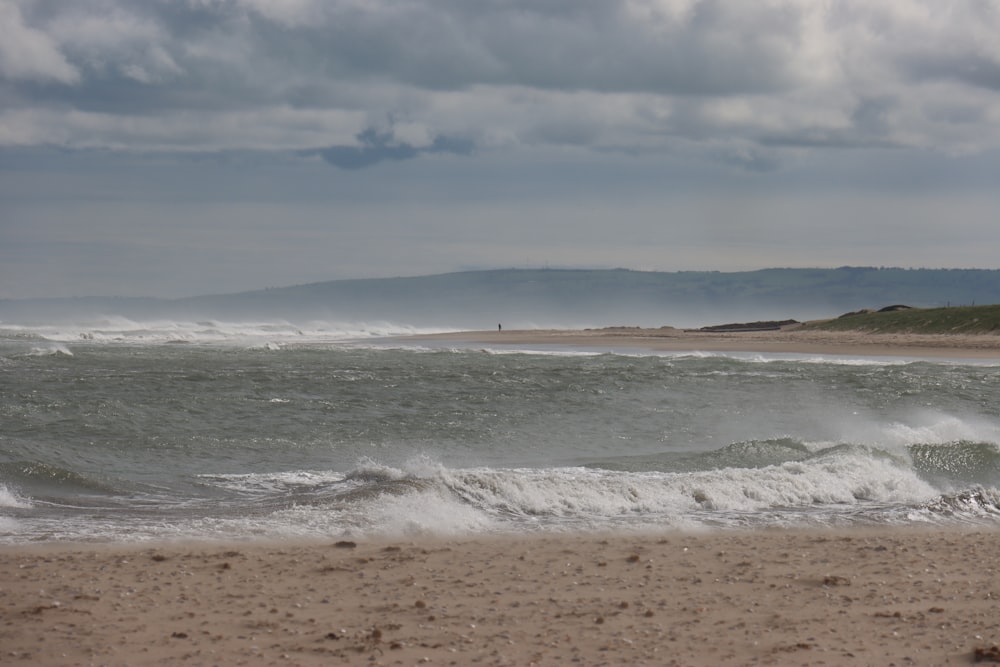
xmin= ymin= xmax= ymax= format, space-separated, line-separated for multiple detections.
xmin=2 ymin=267 xmax=1000 ymax=329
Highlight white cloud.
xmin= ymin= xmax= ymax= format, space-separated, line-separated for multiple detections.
xmin=0 ymin=1 xmax=80 ymax=83
xmin=47 ymin=6 xmax=182 ymax=83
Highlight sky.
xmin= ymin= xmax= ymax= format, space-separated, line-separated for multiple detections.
xmin=2 ymin=0 xmax=1000 ymax=299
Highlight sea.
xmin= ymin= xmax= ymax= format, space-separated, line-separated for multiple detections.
xmin=2 ymin=317 xmax=1000 ymax=544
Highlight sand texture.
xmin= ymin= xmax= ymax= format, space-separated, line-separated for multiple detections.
xmin=3 ymin=529 xmax=1000 ymax=666
xmin=402 ymin=328 xmax=1000 ymax=359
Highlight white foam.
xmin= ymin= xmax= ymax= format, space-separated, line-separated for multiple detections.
xmin=684 ymin=454 xmax=937 ymax=511
xmin=0 ymin=454 xmax=972 ymax=543
xmin=27 ymin=344 xmax=73 ymax=356
xmin=369 ymin=342 xmax=944 ymax=367
xmin=197 ymin=470 xmax=349 ymax=495
xmin=0 ymin=484 xmax=31 ymax=509
xmin=373 ymin=450 xmax=939 ymax=525
xmin=4 ymin=317 xmax=458 ymax=347
xmin=364 ymin=487 xmax=499 ymax=537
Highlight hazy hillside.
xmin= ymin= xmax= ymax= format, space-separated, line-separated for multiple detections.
xmin=3 ymin=267 xmax=1000 ymax=329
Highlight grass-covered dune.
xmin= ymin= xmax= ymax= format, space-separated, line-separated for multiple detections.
xmin=804 ymin=304 xmax=1000 ymax=335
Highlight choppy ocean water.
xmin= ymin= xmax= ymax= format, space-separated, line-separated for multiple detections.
xmin=2 ymin=318 xmax=1000 ymax=543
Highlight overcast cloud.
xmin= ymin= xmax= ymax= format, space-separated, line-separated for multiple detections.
xmin=2 ymin=0 xmax=999 ymax=298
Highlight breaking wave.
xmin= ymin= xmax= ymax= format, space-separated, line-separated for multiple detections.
xmin=1 ymin=317 xmax=454 ymax=347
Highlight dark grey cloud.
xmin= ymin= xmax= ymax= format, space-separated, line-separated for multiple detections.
xmin=902 ymin=53 xmax=1000 ymax=92
xmin=318 ymin=130 xmax=418 ymax=170
xmin=757 ymin=97 xmax=903 ymax=151
xmin=715 ymin=146 xmax=781 ymax=173
xmin=315 ymin=128 xmax=473 ymax=170
xmin=9 ymin=0 xmax=806 ymax=102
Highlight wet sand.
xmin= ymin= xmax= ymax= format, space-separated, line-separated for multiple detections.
xmin=401 ymin=327 xmax=1000 ymax=359
xmin=3 ymin=529 xmax=1000 ymax=666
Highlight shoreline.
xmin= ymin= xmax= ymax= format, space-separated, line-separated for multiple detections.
xmin=4 ymin=527 xmax=1000 ymax=666
xmin=5 ymin=330 xmax=1000 ymax=665
xmin=398 ymin=327 xmax=1000 ymax=359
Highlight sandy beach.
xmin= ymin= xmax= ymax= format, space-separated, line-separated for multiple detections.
xmin=402 ymin=327 xmax=1000 ymax=359
xmin=3 ymin=529 xmax=999 ymax=666
xmin=5 ymin=329 xmax=1000 ymax=666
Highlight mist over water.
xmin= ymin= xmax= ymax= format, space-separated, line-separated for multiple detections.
xmin=1 ymin=267 xmax=892 ymax=331
xmin=1 ymin=319 xmax=999 ymax=543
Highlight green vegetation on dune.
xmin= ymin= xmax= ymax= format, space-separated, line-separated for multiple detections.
xmin=804 ymin=305 xmax=1000 ymax=334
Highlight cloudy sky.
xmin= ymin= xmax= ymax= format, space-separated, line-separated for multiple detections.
xmin=2 ymin=0 xmax=1000 ymax=299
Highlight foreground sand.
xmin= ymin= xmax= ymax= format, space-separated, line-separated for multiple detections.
xmin=3 ymin=529 xmax=1000 ymax=666
xmin=401 ymin=327 xmax=1000 ymax=359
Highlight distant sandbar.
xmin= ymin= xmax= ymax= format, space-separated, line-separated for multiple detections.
xmin=401 ymin=326 xmax=1000 ymax=359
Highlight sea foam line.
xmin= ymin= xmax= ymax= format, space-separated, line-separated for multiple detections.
xmin=5 ymin=318 xmax=458 ymax=346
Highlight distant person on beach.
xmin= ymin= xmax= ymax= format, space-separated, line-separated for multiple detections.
xmin=498 ymin=323 xmax=502 ymax=332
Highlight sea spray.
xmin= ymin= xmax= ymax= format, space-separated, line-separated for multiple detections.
xmin=0 ymin=484 xmax=31 ymax=509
